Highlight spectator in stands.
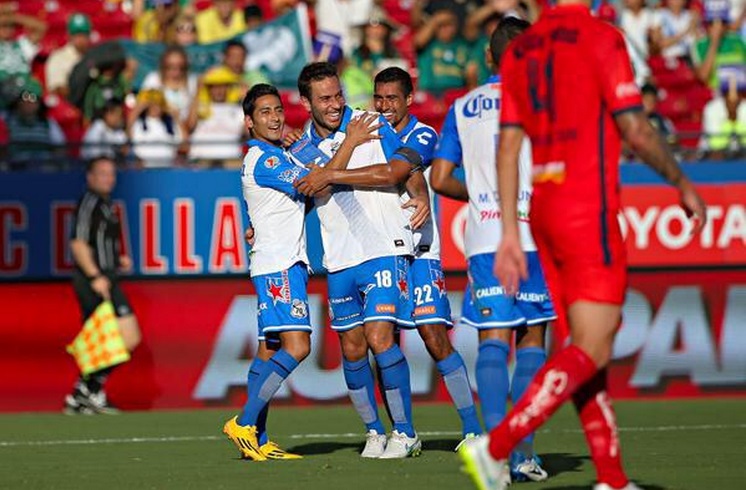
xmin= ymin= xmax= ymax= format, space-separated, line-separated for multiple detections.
xmin=221 ymin=40 xmax=269 ymax=93
xmin=81 ymin=58 xmax=132 ymax=124
xmin=350 ymin=8 xmax=407 ymax=77
xmin=656 ymin=0 xmax=699 ymax=62
xmin=314 ymin=0 xmax=374 ymax=57
xmin=599 ymin=2 xmax=651 ymax=87
xmin=269 ymin=0 xmax=298 ymax=17
xmin=412 ymin=0 xmax=486 ymax=32
xmin=129 ymin=88 xmax=183 ymax=167
xmin=134 ymin=0 xmax=181 ymax=44
xmin=641 ymin=83 xmax=678 ymax=147
xmin=4 ymin=77 xmax=66 ymax=169
xmin=81 ymin=99 xmax=128 ymax=162
xmin=45 ymin=13 xmax=92 ymax=99
xmin=620 ymin=0 xmax=659 ymax=60
xmin=186 ymin=66 xmax=246 ymax=167
xmin=243 ymin=4 xmax=265 ymax=30
xmin=701 ymin=75 xmax=746 ymax=159
xmin=173 ymin=13 xmax=198 ymax=47
xmin=463 ymin=3 xmax=504 ymax=86
xmin=0 ymin=4 xmax=47 ymax=85
xmin=415 ymin=9 xmax=475 ymax=94
xmin=196 ymin=0 xmax=246 ymax=45
xmin=141 ymin=45 xmax=197 ymax=123
xmin=692 ymin=18 xmax=746 ymax=91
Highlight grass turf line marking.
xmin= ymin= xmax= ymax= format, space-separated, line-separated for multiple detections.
xmin=2 ymin=424 xmax=745 ymax=448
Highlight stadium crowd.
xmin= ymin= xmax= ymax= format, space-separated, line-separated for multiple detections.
xmin=0 ymin=0 xmax=743 ymax=170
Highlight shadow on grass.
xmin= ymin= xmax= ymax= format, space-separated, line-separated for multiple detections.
xmin=422 ymin=438 xmax=461 ymax=452
xmin=542 ymin=452 xmax=587 ymax=478
xmin=287 ymin=441 xmax=363 ymax=456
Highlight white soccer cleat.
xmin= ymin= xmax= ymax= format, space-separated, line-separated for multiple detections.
xmin=378 ymin=430 xmax=422 ymax=459
xmin=361 ymin=429 xmax=388 ymax=458
xmin=455 ymin=432 xmax=479 ymax=452
xmin=512 ymin=456 xmax=548 ymax=482
xmin=457 ymin=435 xmax=511 ymax=490
xmin=594 ymin=483 xmax=642 ymax=490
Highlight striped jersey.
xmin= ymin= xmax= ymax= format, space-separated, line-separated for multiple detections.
xmin=302 ymin=106 xmax=413 ymax=272
xmin=435 ymin=75 xmax=536 ymax=257
xmin=70 ymin=191 xmax=122 ymax=273
xmin=241 ymin=138 xmax=310 ymax=277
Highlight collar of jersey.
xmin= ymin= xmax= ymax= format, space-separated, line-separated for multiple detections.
xmin=309 ymin=106 xmax=353 ymax=145
xmin=398 ymin=114 xmax=420 ymax=138
xmin=248 ymin=138 xmax=283 ymax=154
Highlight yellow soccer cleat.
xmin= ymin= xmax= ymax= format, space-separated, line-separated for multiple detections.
xmin=222 ymin=417 xmax=267 ymax=461
xmin=260 ymin=440 xmax=303 ymax=460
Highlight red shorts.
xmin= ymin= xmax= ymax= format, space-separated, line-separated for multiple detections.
xmin=530 ymin=206 xmax=627 ymax=340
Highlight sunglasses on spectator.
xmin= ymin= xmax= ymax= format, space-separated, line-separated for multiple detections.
xmin=176 ymin=24 xmax=196 ymax=33
xmin=20 ymin=92 xmax=39 ymax=103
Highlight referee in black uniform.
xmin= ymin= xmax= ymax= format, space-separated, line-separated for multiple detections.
xmin=64 ymin=156 xmax=141 ymax=414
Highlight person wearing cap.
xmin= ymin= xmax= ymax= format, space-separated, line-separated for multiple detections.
xmin=195 ymin=0 xmax=246 ymax=45
xmin=0 ymin=3 xmax=47 ymax=84
xmin=350 ymin=7 xmax=406 ymax=78
xmin=4 ymin=76 xmax=66 ymax=169
xmin=45 ymin=13 xmax=92 ymax=99
xmin=128 ymin=88 xmax=184 ymax=167
xmin=133 ymin=0 xmax=181 ymax=44
xmin=187 ymin=66 xmax=247 ymax=167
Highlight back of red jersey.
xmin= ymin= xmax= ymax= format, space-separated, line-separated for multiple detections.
xmin=500 ymin=4 xmax=642 ymax=217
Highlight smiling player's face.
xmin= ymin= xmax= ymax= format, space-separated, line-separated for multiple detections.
xmin=374 ymin=81 xmax=412 ymax=131
xmin=247 ymin=94 xmax=285 ymax=144
xmin=305 ymin=76 xmax=346 ymax=136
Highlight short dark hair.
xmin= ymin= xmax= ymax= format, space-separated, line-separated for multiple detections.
xmin=224 ymin=39 xmax=247 ymax=55
xmin=86 ymin=156 xmax=115 ymax=173
xmin=297 ymin=62 xmax=338 ymax=100
xmin=242 ymin=83 xmax=280 ymax=117
xmin=641 ymin=83 xmax=658 ymax=96
xmin=374 ymin=67 xmax=414 ymax=97
xmin=490 ymin=17 xmax=530 ymax=68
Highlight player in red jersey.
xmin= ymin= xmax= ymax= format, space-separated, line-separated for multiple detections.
xmin=457 ymin=3 xmax=707 ymax=490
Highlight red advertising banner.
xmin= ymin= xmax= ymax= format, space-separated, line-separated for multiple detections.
xmin=439 ymin=183 xmax=746 ymax=270
xmin=1 ymin=271 xmax=744 ymax=413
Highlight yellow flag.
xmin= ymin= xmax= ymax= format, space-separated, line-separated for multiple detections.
xmin=66 ymin=301 xmax=131 ymax=376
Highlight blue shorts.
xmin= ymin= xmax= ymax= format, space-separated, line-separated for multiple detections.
xmin=328 ymin=256 xmax=410 ymax=331
xmin=398 ymin=258 xmax=453 ymax=329
xmin=253 ymin=262 xmax=313 ymax=342
xmin=461 ymin=252 xmax=556 ymax=329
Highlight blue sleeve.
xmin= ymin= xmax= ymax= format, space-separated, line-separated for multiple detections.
xmin=253 ymin=152 xmax=310 ymax=198
xmin=404 ymin=127 xmax=438 ymax=168
xmin=433 ymin=106 xmax=463 ymax=166
xmin=378 ymin=115 xmax=404 ymax=161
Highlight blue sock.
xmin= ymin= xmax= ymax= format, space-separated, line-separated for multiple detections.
xmin=511 ymin=347 xmax=547 ymax=454
xmin=476 ymin=339 xmax=510 ymax=431
xmin=238 ymin=350 xmax=298 ymax=426
xmin=246 ymin=358 xmax=270 ymax=444
xmin=436 ymin=351 xmax=483 ymax=436
xmin=376 ymin=345 xmax=415 ymax=437
xmin=343 ymin=357 xmax=385 ymax=434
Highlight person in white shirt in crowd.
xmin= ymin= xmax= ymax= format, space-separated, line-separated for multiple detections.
xmin=45 ymin=13 xmax=92 ymax=99
xmin=81 ymin=99 xmax=128 ymax=162
xmin=0 ymin=3 xmax=47 ymax=85
xmin=140 ymin=45 xmax=198 ymax=125
xmin=187 ymin=66 xmax=246 ymax=167
xmin=129 ymin=88 xmax=183 ymax=168
xmin=656 ymin=0 xmax=699 ymax=61
xmin=620 ymin=0 xmax=659 ymax=59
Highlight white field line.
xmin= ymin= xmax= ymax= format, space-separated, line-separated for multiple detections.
xmin=1 ymin=424 xmax=745 ymax=448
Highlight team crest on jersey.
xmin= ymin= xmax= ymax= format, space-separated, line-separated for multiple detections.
xmin=279 ymin=167 xmax=302 ymax=183
xmin=264 ymin=156 xmax=280 ymax=169
xmin=266 ymin=271 xmax=291 ymax=305
xmin=290 ymin=299 xmax=308 ymax=319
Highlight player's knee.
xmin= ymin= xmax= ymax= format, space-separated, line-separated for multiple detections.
xmin=284 ymin=342 xmax=311 ymax=362
xmin=364 ymin=326 xmax=395 ymax=354
xmin=339 ymin=332 xmax=368 ymax=361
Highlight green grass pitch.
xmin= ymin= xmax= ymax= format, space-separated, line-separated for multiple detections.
xmin=1 ymin=399 xmax=745 ymax=489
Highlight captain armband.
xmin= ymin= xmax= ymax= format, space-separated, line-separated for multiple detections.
xmin=393 ymin=147 xmax=424 ymax=173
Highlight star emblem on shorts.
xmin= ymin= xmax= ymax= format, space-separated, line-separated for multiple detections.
xmin=433 ymin=274 xmax=446 ymax=296
xmin=398 ymin=276 xmax=409 ymax=298
xmin=267 ymin=280 xmax=289 ymax=305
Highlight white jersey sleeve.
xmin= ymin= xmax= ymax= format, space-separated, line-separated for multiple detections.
xmin=241 ymin=141 xmax=310 ymax=276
